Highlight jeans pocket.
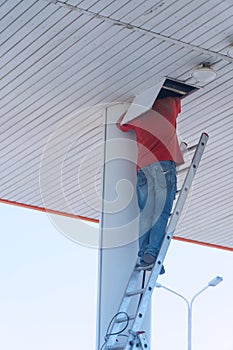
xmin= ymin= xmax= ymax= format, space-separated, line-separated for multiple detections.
xmin=156 ymin=168 xmax=176 ymax=188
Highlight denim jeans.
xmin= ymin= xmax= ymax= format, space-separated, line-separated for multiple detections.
xmin=136 ymin=160 xmax=177 ymax=258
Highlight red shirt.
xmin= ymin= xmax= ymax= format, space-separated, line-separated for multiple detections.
xmin=117 ymin=97 xmax=184 ymax=170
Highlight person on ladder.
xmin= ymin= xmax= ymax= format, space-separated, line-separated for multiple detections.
xmin=117 ymin=90 xmax=184 ymax=273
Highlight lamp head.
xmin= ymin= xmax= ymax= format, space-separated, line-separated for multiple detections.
xmin=208 ymin=276 xmax=223 ymax=287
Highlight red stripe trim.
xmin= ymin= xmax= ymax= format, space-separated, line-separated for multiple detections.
xmin=0 ymin=198 xmax=99 ymax=224
xmin=173 ymin=236 xmax=233 ymax=252
xmin=1 ymin=198 xmax=232 ymax=252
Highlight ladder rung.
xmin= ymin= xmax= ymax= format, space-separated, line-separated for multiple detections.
xmin=177 ymin=166 xmax=189 ymax=174
xmin=107 ymin=340 xmax=141 ymax=350
xmin=107 ymin=343 xmax=126 ymax=350
xmin=126 ymin=288 xmax=145 ymax=297
xmin=135 ymin=264 xmax=153 ymax=271
xmin=187 ymin=143 xmax=198 ymax=151
xmin=116 ymin=315 xmax=135 ymax=323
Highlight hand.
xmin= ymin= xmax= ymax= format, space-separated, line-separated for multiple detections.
xmin=116 ymin=112 xmax=126 ymax=127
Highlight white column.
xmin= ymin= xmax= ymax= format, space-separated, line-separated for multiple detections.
xmin=96 ymin=104 xmax=151 ymax=350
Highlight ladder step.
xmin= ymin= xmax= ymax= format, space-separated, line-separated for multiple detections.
xmin=135 ymin=264 xmax=153 ymax=271
xmin=107 ymin=343 xmax=126 ymax=350
xmin=107 ymin=341 xmax=141 ymax=350
xmin=126 ymin=288 xmax=145 ymax=297
xmin=116 ymin=315 xmax=135 ymax=323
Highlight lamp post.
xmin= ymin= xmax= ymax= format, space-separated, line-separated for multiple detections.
xmin=156 ymin=276 xmax=223 ymax=350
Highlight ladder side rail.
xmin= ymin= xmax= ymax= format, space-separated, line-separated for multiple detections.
xmin=129 ymin=332 xmax=150 ymax=350
xmin=124 ymin=132 xmax=209 ymax=350
xmin=167 ymin=132 xmax=209 ymax=234
xmin=137 ymin=332 xmax=150 ymax=350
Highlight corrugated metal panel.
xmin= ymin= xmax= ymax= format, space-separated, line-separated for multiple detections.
xmin=0 ymin=0 xmax=233 ymax=250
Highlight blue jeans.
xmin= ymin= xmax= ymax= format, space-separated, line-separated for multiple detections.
xmin=136 ymin=160 xmax=177 ymax=258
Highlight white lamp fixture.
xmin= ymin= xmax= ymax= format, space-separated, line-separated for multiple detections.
xmin=208 ymin=276 xmax=223 ymax=287
xmin=155 ymin=276 xmax=223 ymax=350
xmin=191 ymin=63 xmax=217 ymax=83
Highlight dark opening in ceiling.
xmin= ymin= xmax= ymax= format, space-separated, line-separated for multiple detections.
xmin=157 ymin=78 xmax=199 ymax=99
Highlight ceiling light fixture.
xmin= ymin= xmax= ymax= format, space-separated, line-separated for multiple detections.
xmin=191 ymin=63 xmax=217 ymax=83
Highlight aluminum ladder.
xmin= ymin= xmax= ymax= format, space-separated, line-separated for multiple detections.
xmin=103 ymin=132 xmax=209 ymax=350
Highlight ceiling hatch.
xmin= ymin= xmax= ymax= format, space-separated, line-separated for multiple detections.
xmin=158 ymin=78 xmax=199 ymax=99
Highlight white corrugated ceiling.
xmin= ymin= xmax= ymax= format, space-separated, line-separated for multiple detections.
xmin=1 ymin=0 xmax=233 ymax=250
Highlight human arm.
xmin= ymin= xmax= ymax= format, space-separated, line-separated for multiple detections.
xmin=175 ymin=97 xmax=181 ymax=114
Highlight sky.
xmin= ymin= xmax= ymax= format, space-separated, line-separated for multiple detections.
xmin=0 ymin=202 xmax=232 ymax=350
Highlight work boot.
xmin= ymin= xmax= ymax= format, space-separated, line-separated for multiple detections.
xmin=143 ymin=254 xmax=165 ymax=275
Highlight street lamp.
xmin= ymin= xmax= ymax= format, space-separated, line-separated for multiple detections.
xmin=156 ymin=276 xmax=223 ymax=350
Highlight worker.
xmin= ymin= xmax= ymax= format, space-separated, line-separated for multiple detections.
xmin=117 ymin=90 xmax=184 ymax=273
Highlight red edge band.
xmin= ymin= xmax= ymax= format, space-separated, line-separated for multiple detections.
xmin=0 ymin=198 xmax=98 ymax=224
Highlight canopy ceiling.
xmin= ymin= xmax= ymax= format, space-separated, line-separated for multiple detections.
xmin=1 ymin=0 xmax=233 ymax=251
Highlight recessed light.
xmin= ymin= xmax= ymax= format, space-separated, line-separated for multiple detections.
xmin=191 ymin=64 xmax=217 ymax=83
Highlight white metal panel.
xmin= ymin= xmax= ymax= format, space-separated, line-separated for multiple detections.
xmin=182 ymin=10 xmax=233 ymax=46
xmin=131 ymin=0 xmax=202 ymax=31
xmin=161 ymin=1 xmax=229 ymax=37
